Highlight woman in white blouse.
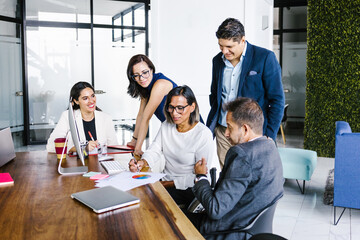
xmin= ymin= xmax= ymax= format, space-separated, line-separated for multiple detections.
xmin=46 ymin=81 xmax=118 ymax=154
xmin=129 ymin=85 xmax=216 ymax=208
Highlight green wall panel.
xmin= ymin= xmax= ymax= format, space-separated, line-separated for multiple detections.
xmin=304 ymin=0 xmax=360 ymax=157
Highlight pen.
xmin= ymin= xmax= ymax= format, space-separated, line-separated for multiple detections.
xmin=88 ymin=131 xmax=95 ymax=141
xmin=131 ymin=153 xmax=140 ymax=172
xmin=133 ymin=158 xmax=140 ymax=172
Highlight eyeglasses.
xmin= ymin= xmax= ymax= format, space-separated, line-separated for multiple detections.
xmin=166 ymin=105 xmax=189 ymax=114
xmin=131 ymin=70 xmax=150 ymax=81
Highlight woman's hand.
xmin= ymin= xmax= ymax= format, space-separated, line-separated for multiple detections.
xmin=160 ymin=181 xmax=175 ymax=188
xmin=127 ymin=138 xmax=136 ymax=148
xmin=194 ymin=158 xmax=208 ymax=175
xmin=134 ymin=148 xmax=144 ymax=157
xmin=68 ymin=147 xmax=76 ymax=153
xmin=128 ymin=159 xmax=149 ymax=172
xmin=87 ymin=140 xmax=98 ymax=152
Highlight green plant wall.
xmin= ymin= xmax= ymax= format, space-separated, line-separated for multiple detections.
xmin=304 ymin=0 xmax=360 ymax=157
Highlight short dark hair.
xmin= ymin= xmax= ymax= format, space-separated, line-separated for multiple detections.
xmin=225 ymin=97 xmax=264 ymax=135
xmin=69 ymin=81 xmax=101 ymax=111
xmin=127 ymin=54 xmax=156 ymax=99
xmin=164 ymin=85 xmax=200 ymax=125
xmin=216 ymin=18 xmax=245 ymax=43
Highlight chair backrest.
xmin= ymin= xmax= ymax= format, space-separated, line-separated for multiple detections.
xmin=334 ymin=121 xmax=360 ymax=209
xmin=204 ymin=197 xmax=281 ymax=239
xmin=0 ymin=127 xmax=16 ymax=167
xmin=249 ymin=233 xmax=287 ymax=240
xmin=242 ymin=199 xmax=280 ymax=236
xmin=282 ymin=104 xmax=289 ymax=123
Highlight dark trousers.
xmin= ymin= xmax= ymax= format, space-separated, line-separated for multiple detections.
xmin=165 ymin=187 xmax=195 ymax=209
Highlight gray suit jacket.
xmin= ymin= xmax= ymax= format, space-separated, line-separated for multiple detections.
xmin=193 ymin=136 xmax=284 ymax=239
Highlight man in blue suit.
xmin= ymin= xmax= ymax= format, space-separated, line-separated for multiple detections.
xmin=206 ymin=18 xmax=284 ymax=167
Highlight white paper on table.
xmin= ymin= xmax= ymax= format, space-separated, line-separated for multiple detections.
xmin=95 ymin=171 xmax=166 ymax=191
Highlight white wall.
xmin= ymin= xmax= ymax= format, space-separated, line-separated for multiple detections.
xmin=244 ymin=0 xmax=274 ymax=50
xmin=149 ymin=0 xmax=273 ymax=141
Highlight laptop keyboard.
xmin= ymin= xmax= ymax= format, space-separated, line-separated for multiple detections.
xmin=101 ymin=161 xmax=128 ymax=174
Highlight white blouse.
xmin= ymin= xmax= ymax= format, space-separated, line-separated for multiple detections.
xmin=46 ymin=109 xmax=118 ymax=153
xmin=142 ymin=121 xmax=216 ymax=190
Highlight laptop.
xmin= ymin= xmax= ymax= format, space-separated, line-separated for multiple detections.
xmin=71 ymin=185 xmax=140 ymax=213
xmin=0 ymin=127 xmax=16 ymax=168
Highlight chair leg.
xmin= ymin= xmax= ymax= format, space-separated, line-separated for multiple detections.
xmin=334 ymin=206 xmax=346 ymax=225
xmin=296 ymin=180 xmax=305 ymax=194
xmin=280 ymin=124 xmax=286 ymax=144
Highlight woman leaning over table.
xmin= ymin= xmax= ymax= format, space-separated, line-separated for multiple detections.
xmin=126 ymin=54 xmax=177 ymax=157
xmin=129 ymin=85 xmax=216 ymax=209
xmin=46 ymin=81 xmax=118 ymax=154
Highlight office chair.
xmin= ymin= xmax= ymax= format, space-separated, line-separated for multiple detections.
xmin=279 ymin=104 xmax=289 ymax=144
xmin=187 ymin=168 xmax=217 ymax=213
xmin=249 ymin=233 xmax=287 ymax=240
xmin=203 ymin=198 xmax=281 ymax=239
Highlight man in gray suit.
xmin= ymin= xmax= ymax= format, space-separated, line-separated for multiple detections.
xmin=188 ymin=97 xmax=284 ymax=239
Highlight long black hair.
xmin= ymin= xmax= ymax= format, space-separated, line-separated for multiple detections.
xmin=126 ymin=54 xmax=156 ymax=99
xmin=69 ymin=81 xmax=101 ymax=111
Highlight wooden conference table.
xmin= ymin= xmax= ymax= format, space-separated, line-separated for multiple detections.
xmin=0 ymin=151 xmax=204 ymax=240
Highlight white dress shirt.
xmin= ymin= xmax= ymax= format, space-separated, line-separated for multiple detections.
xmin=219 ymin=42 xmax=248 ymax=127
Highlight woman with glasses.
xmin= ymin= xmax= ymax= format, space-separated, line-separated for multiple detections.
xmin=128 ymin=85 xmax=216 ymax=209
xmin=126 ymin=54 xmax=177 ymax=157
xmin=46 ymin=81 xmax=118 ymax=153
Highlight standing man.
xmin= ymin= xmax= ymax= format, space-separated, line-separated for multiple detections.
xmin=188 ymin=98 xmax=284 ymax=239
xmin=206 ymin=18 xmax=284 ymax=167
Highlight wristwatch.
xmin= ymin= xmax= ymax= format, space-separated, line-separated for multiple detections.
xmin=195 ymin=174 xmax=208 ymax=183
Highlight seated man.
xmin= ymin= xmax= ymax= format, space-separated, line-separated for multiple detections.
xmin=187 ymin=97 xmax=284 ymax=239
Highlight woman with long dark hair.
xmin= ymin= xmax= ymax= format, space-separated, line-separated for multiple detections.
xmin=129 ymin=86 xmax=216 ymax=209
xmin=46 ymin=81 xmax=118 ymax=153
xmin=126 ymin=54 xmax=177 ymax=157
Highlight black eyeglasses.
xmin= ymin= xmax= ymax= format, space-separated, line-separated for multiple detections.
xmin=166 ymin=105 xmax=189 ymax=114
xmin=131 ymin=70 xmax=150 ymax=81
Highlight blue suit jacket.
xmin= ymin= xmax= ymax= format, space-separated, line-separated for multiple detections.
xmin=206 ymin=42 xmax=285 ymax=140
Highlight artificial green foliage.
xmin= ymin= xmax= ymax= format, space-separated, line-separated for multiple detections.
xmin=304 ymin=0 xmax=360 ymax=157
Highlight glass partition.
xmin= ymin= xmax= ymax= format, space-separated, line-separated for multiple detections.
xmin=0 ymin=21 xmax=23 ymax=133
xmin=273 ymin=4 xmax=307 ymax=120
xmin=283 ymin=6 xmax=307 ymax=29
xmin=26 ymin=0 xmax=90 ymax=23
xmin=282 ymin=32 xmax=307 ymax=118
xmin=24 ymin=0 xmax=148 ymax=143
xmin=0 ymin=0 xmax=17 ymax=18
xmin=93 ymin=1 xmax=147 ymax=145
xmin=26 ymin=26 xmax=91 ymax=142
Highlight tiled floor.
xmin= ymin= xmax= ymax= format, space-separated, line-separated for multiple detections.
xmin=274 ymin=124 xmax=360 ymax=240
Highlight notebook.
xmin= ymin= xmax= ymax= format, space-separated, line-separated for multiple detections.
xmin=0 ymin=173 xmax=14 ymax=186
xmin=71 ymin=185 xmax=140 ymax=213
xmin=108 ymin=145 xmax=134 ymax=151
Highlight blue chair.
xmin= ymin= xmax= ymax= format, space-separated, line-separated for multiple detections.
xmin=333 ymin=121 xmax=360 ymax=225
xmin=278 ymin=148 xmax=317 ymax=194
